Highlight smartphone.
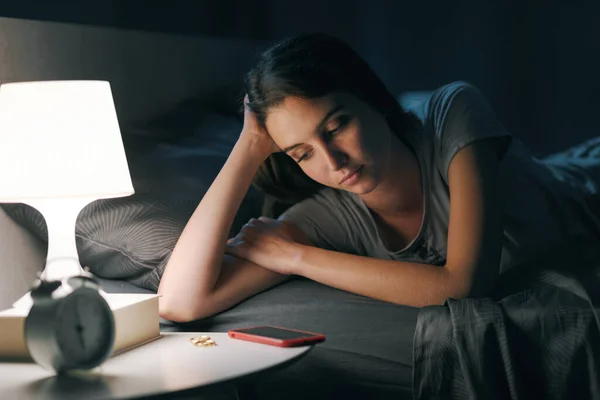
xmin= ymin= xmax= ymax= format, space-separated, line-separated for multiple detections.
xmin=228 ymin=326 xmax=326 ymax=347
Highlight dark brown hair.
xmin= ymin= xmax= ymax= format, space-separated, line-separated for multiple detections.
xmin=245 ymin=33 xmax=417 ymax=214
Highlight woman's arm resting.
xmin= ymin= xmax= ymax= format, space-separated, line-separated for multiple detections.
xmin=276 ymin=139 xmax=504 ymax=307
xmin=161 ymin=217 xmax=311 ymax=322
xmin=157 ymin=138 xmax=282 ymax=322
xmin=157 ymin=101 xmax=285 ymax=323
xmin=161 ymin=255 xmax=289 ymax=322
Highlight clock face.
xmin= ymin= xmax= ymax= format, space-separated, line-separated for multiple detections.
xmin=55 ymin=291 xmax=114 ymax=368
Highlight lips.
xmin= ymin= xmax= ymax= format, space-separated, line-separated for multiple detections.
xmin=339 ymin=165 xmax=363 ymax=185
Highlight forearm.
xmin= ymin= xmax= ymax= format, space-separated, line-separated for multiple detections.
xmin=291 ymin=246 xmax=464 ymax=307
xmin=158 ymin=138 xmax=265 ymax=310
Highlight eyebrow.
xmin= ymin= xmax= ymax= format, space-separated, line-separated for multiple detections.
xmin=282 ymin=105 xmax=345 ymax=153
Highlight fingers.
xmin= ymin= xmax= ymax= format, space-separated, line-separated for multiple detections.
xmin=225 ymin=240 xmax=248 ymax=258
xmin=242 ymin=98 xmax=259 ymax=126
xmin=225 ymin=230 xmax=254 ymax=260
xmin=241 ymin=218 xmax=259 ymax=233
xmin=229 ymin=231 xmax=249 ymax=242
xmin=241 ymin=217 xmax=271 ymax=231
xmin=234 ymin=217 xmax=280 ymax=241
xmin=228 ymin=218 xmax=259 ymax=246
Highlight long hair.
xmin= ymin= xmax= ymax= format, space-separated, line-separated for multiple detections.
xmin=244 ymin=33 xmax=417 ymax=215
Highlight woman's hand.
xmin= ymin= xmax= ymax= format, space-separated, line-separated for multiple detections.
xmin=239 ymin=95 xmax=281 ymax=160
xmin=225 ymin=217 xmax=301 ymax=275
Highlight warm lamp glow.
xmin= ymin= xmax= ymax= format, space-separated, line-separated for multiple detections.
xmin=0 ymin=81 xmax=134 ymax=308
xmin=0 ymin=80 xmax=133 ymax=200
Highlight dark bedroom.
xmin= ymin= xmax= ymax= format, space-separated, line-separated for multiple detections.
xmin=0 ymin=1 xmax=599 ymax=399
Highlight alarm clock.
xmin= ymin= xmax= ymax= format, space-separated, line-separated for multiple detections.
xmin=24 ymin=272 xmax=115 ymax=374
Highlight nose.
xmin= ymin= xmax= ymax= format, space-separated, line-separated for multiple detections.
xmin=322 ymin=145 xmax=347 ymax=171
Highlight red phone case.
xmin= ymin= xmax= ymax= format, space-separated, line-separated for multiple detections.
xmin=228 ymin=326 xmax=326 ymax=347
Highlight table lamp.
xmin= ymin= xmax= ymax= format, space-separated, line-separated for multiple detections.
xmin=0 ymin=80 xmax=134 ymax=308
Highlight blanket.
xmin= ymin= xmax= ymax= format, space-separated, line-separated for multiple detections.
xmin=413 ymin=241 xmax=600 ymax=399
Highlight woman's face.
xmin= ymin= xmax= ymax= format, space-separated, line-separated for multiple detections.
xmin=265 ymin=92 xmax=394 ymax=195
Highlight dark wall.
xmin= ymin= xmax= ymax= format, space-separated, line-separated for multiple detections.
xmin=2 ymin=0 xmax=599 ymax=154
xmin=0 ymin=0 xmax=268 ymax=38
xmin=253 ymin=0 xmax=600 ymax=155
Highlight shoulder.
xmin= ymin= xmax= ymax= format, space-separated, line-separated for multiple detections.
xmin=398 ymin=81 xmax=491 ymax=138
xmin=420 ymin=81 xmax=511 ymax=182
xmin=431 ymin=81 xmax=483 ymax=103
xmin=428 ymin=81 xmax=489 ymax=128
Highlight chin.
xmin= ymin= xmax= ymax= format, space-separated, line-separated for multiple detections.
xmin=353 ymin=183 xmax=378 ymax=195
xmin=344 ymin=179 xmax=378 ymax=195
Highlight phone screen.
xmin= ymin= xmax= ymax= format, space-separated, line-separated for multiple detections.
xmin=235 ymin=327 xmax=317 ymax=340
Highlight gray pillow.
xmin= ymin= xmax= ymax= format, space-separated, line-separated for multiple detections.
xmin=1 ymin=110 xmax=263 ymax=291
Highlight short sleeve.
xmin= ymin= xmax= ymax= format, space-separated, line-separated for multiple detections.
xmin=278 ymin=189 xmax=359 ymax=254
xmin=430 ymin=81 xmax=512 ymax=183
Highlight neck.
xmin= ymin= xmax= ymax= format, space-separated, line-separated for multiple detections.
xmin=360 ymin=136 xmax=423 ymax=217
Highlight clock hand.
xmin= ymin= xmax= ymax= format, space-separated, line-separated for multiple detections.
xmin=75 ymin=299 xmax=86 ymax=350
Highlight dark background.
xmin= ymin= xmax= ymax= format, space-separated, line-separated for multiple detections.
xmin=1 ymin=0 xmax=599 ymax=155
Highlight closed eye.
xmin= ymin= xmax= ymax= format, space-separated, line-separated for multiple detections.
xmin=295 ymin=115 xmax=351 ymax=163
xmin=296 ymin=149 xmax=313 ymax=163
xmin=324 ymin=115 xmax=350 ymax=139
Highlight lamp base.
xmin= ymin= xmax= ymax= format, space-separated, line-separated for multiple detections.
xmin=11 ymin=197 xmax=97 ymax=310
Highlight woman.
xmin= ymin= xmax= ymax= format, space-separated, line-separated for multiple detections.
xmin=157 ymin=33 xmax=600 ymax=323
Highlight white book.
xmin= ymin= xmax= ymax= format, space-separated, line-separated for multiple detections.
xmin=0 ymin=293 xmax=162 ymax=361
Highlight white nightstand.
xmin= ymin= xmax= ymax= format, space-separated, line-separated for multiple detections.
xmin=0 ymin=332 xmax=313 ymax=399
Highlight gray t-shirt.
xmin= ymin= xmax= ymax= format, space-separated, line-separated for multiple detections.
xmin=281 ymin=81 xmax=600 ymax=273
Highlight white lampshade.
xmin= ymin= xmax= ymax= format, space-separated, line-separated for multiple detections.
xmin=0 ymin=80 xmax=133 ymax=201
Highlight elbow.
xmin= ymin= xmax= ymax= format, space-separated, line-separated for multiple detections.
xmin=452 ymin=276 xmax=475 ymax=299
xmin=447 ymin=285 xmax=472 ymax=301
xmin=443 ymin=271 xmax=495 ymax=301
xmin=157 ymin=288 xmax=184 ymax=322
xmin=158 ymin=295 xmax=204 ymax=323
xmin=157 ymin=281 xmax=204 ymax=323
xmin=158 ymin=293 xmax=220 ymax=323
xmin=409 ymin=266 xmax=495 ymax=307
xmin=159 ymin=303 xmax=195 ymax=324
xmin=439 ymin=267 xmax=474 ymax=302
